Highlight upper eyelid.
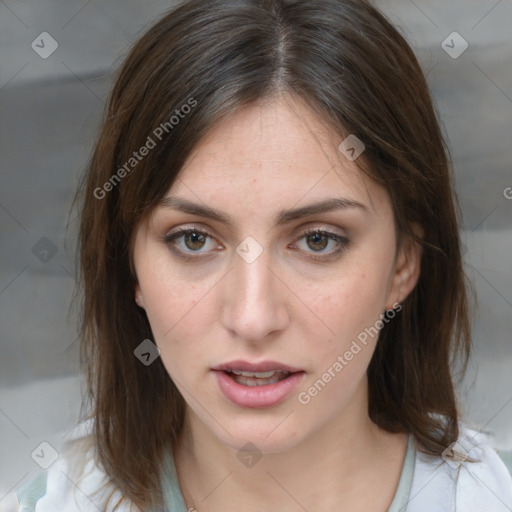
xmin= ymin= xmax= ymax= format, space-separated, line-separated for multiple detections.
xmin=164 ymin=224 xmax=346 ymax=240
xmin=164 ymin=225 xmax=347 ymax=252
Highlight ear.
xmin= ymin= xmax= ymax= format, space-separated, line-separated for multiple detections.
xmin=135 ymin=283 xmax=145 ymax=308
xmin=385 ymin=224 xmax=423 ymax=309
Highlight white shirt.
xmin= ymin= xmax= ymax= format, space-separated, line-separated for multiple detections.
xmin=13 ymin=422 xmax=512 ymax=511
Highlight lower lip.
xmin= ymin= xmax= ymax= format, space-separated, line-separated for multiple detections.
xmin=214 ymin=370 xmax=305 ymax=409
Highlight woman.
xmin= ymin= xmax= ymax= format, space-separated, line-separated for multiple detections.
xmin=15 ymin=0 xmax=512 ymax=510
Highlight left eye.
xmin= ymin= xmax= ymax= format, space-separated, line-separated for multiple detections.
xmin=293 ymin=229 xmax=348 ymax=256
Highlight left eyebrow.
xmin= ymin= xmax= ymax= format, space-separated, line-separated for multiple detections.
xmin=158 ymin=196 xmax=368 ymax=227
xmin=275 ymin=197 xmax=368 ymax=224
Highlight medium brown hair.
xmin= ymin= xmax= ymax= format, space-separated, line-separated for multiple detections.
xmin=72 ymin=0 xmax=471 ymax=508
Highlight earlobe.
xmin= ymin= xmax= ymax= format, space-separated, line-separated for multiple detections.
xmin=135 ymin=284 xmax=145 ymax=308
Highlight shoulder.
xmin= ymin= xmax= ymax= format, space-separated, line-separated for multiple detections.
xmin=15 ymin=421 xmax=138 ymax=512
xmin=407 ymin=423 xmax=512 ymax=512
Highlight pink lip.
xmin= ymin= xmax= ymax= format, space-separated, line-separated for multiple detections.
xmin=212 ymin=360 xmax=303 ymax=373
xmin=212 ymin=360 xmax=305 ymax=409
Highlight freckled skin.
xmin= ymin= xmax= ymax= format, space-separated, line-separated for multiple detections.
xmin=132 ymin=95 xmax=421 ymax=511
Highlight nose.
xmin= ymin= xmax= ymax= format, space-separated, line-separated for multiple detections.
xmin=220 ymin=246 xmax=290 ymax=343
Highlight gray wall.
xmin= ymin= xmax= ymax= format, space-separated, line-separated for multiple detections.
xmin=1 ymin=0 xmax=511 ymax=507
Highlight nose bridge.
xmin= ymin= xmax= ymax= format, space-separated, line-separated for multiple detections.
xmin=222 ymin=241 xmax=288 ymax=340
xmin=236 ymin=249 xmax=273 ymax=305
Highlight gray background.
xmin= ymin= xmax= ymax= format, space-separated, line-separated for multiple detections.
xmin=1 ymin=0 xmax=511 ymax=509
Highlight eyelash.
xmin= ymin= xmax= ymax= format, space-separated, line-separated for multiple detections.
xmin=161 ymin=226 xmax=349 ymax=262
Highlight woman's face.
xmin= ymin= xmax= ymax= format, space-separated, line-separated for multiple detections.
xmin=132 ymin=95 xmax=420 ymax=453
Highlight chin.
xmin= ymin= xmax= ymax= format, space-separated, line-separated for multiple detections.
xmin=209 ymin=413 xmax=308 ymax=455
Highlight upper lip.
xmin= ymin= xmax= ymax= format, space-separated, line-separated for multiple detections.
xmin=212 ymin=360 xmax=303 ymax=373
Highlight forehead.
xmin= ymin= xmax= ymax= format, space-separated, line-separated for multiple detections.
xmin=148 ymin=95 xmax=393 ymax=230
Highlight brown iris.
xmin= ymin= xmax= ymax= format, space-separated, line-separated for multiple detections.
xmin=306 ymin=233 xmax=329 ymax=251
xmin=184 ymin=232 xmax=206 ymax=251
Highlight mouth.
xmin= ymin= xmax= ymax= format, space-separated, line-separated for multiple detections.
xmin=211 ymin=360 xmax=305 ymax=408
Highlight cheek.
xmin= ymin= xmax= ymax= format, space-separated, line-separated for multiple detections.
xmin=305 ymin=266 xmax=390 ymax=348
xmin=138 ymin=264 xmax=217 ymax=373
xmin=295 ymin=272 xmax=385 ymax=414
xmin=137 ymin=248 xmax=204 ymax=336
xmin=141 ymin=280 xmax=187 ymax=338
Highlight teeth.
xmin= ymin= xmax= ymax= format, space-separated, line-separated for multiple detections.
xmin=229 ymin=370 xmax=291 ymax=387
xmin=231 ymin=370 xmax=277 ymax=378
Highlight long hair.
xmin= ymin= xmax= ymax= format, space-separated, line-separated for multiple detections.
xmin=72 ymin=0 xmax=471 ymax=508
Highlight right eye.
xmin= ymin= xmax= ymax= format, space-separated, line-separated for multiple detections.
xmin=162 ymin=227 xmax=223 ymax=259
